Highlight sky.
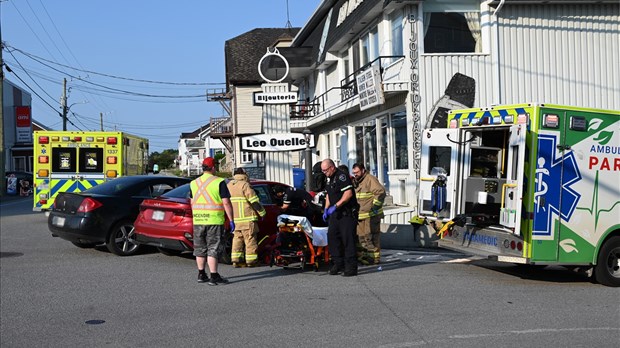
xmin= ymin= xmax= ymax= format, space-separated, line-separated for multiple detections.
xmin=2 ymin=0 xmax=322 ymax=153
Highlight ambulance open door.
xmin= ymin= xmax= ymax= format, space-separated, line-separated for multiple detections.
xmin=419 ymin=128 xmax=459 ymax=219
xmin=499 ymin=124 xmax=526 ymax=235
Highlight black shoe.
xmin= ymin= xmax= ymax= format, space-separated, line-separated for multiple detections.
xmin=328 ymin=265 xmax=342 ymax=275
xmin=208 ymin=274 xmax=229 ymax=286
xmin=342 ymin=269 xmax=358 ymax=277
xmin=197 ymin=272 xmax=208 ymax=283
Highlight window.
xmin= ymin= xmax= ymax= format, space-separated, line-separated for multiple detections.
xmin=423 ymin=0 xmax=481 ymax=53
xmin=390 ymin=10 xmax=404 ymax=57
xmin=392 ymin=112 xmax=408 ymax=170
xmin=241 ymin=151 xmax=253 ymax=164
xmin=428 ymin=146 xmax=452 ymax=175
xmin=341 ymin=50 xmax=350 ymax=79
xmin=360 ymin=26 xmax=379 ymax=65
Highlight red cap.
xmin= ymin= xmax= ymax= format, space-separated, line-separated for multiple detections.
xmin=202 ymin=157 xmax=215 ymax=168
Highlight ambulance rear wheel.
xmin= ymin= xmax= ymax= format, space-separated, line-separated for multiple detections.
xmin=106 ymin=219 xmax=140 ymax=256
xmin=594 ymin=236 xmax=620 ymax=287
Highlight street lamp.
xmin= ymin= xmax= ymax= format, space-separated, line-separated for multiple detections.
xmin=303 ymin=128 xmax=313 ymax=192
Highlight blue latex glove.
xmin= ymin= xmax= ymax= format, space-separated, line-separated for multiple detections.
xmin=229 ymin=221 xmax=235 ymax=233
xmin=322 ymin=205 xmax=337 ymax=221
xmin=370 ymin=206 xmax=380 ymax=216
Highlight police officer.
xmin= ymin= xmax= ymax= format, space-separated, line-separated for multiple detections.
xmin=321 ymin=159 xmax=359 ymax=276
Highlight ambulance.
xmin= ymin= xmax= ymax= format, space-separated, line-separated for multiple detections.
xmin=33 ymin=131 xmax=149 ymax=211
xmin=416 ymin=103 xmax=620 ymax=286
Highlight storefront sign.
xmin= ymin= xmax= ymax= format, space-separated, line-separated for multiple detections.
xmin=241 ymin=133 xmax=315 ymax=152
xmin=253 ymin=91 xmax=298 ymax=105
xmin=15 ymin=106 xmax=32 ymax=143
xmin=356 ymin=64 xmax=385 ymax=111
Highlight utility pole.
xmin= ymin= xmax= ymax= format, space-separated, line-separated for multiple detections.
xmin=100 ymin=112 xmax=103 ymax=131
xmin=0 ymin=25 xmax=6 ymax=196
xmin=61 ymin=78 xmax=67 ymax=131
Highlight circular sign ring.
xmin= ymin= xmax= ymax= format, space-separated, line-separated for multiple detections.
xmin=258 ymin=48 xmax=290 ymax=84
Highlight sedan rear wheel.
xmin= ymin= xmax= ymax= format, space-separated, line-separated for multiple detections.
xmin=106 ymin=220 xmax=140 ymax=256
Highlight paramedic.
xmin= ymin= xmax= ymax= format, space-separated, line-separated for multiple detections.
xmin=227 ymin=168 xmax=266 ymax=268
xmin=352 ymin=163 xmax=386 ymax=265
xmin=321 ymin=159 xmax=359 ymax=277
xmin=190 ymin=157 xmax=234 ymax=285
xmin=275 ymin=185 xmax=320 ymax=223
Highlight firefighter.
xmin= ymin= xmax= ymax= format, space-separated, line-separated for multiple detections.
xmin=352 ymin=163 xmax=386 ymax=265
xmin=227 ymin=168 xmax=266 ymax=267
xmin=321 ymin=159 xmax=359 ymax=277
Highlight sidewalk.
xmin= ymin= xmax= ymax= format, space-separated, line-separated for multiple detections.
xmin=0 ymin=194 xmax=31 ymax=204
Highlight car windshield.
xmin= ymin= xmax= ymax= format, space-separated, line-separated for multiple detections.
xmin=162 ymin=183 xmax=191 ymax=199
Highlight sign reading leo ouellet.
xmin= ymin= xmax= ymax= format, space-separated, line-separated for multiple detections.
xmin=241 ymin=133 xmax=315 ymax=152
xmin=253 ymin=91 xmax=298 ymax=105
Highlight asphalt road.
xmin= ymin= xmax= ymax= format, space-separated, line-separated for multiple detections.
xmin=1 ymin=196 xmax=619 ymax=347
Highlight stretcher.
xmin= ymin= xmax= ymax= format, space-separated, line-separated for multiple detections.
xmin=270 ymin=214 xmax=329 ymax=271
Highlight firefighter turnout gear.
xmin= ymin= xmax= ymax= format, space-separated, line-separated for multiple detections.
xmin=354 ymin=170 xmax=386 ymax=264
xmin=190 ymin=173 xmax=225 ymax=225
xmin=227 ymin=174 xmax=266 ymax=266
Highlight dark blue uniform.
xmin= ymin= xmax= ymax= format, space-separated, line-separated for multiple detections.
xmin=325 ymin=168 xmax=359 ymax=273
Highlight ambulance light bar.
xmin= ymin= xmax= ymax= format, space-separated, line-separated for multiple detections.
xmin=504 ymin=115 xmax=514 ymax=124
xmin=62 ymin=136 xmax=70 ymax=141
xmin=38 ymin=136 xmax=49 ymax=144
xmin=542 ymin=113 xmax=559 ymax=128
xmin=96 ymin=137 xmax=104 ymax=142
xmin=107 ymin=137 xmax=118 ymax=145
xmin=518 ymin=113 xmax=529 ymax=125
xmin=449 ymin=120 xmax=458 ymax=128
xmin=86 ymin=137 xmax=94 ymax=142
xmin=74 ymin=136 xmax=82 ymax=141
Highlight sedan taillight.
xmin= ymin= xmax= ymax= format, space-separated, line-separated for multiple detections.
xmin=77 ymin=198 xmax=103 ymax=213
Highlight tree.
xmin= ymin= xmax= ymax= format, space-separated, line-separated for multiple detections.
xmin=149 ymin=149 xmax=177 ymax=170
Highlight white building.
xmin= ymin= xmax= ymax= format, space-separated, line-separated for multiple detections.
xmin=278 ymin=0 xmax=619 ymax=230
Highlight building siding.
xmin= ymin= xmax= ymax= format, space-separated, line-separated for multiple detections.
xmin=497 ymin=4 xmax=620 ymax=110
xmin=234 ymin=86 xmax=263 ymax=135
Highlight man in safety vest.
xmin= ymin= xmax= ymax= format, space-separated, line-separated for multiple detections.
xmin=227 ymin=168 xmax=266 ymax=268
xmin=352 ymin=163 xmax=386 ymax=265
xmin=190 ymin=157 xmax=234 ymax=285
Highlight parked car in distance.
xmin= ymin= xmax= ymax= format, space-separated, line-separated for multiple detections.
xmin=134 ymin=180 xmax=313 ymax=264
xmin=48 ymin=175 xmax=190 ymax=256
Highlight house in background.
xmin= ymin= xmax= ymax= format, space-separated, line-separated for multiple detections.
xmin=177 ymin=123 xmax=227 ymax=176
xmin=207 ymin=27 xmax=302 ymax=179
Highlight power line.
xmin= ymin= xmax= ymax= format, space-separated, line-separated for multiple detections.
xmin=8 ymin=45 xmax=225 ymax=86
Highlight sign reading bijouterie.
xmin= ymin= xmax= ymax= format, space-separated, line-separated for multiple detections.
xmin=253 ymin=92 xmax=298 ymax=105
xmin=241 ymin=133 xmax=315 ymax=152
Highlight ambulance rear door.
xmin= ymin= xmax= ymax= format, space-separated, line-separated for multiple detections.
xmin=419 ymin=128 xmax=460 ymax=219
xmin=50 ymin=146 xmax=105 ymax=198
xmin=499 ymin=124 xmax=526 ymax=235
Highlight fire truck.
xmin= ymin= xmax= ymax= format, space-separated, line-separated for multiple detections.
xmin=416 ymin=103 xmax=620 ymax=286
xmin=33 ymin=131 xmax=149 ymax=211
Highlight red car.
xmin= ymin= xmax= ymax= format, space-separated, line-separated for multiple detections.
xmin=134 ymin=180 xmax=300 ymax=264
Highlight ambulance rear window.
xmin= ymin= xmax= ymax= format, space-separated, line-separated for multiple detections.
xmin=52 ymin=148 xmax=77 ymax=172
xmin=428 ymin=146 xmax=451 ymax=175
xmin=79 ymin=148 xmax=104 ymax=173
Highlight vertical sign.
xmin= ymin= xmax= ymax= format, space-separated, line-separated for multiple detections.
xmin=15 ymin=106 xmax=33 ymax=143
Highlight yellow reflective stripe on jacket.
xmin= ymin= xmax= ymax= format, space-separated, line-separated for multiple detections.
xmin=191 ymin=173 xmax=225 ymax=225
xmin=356 ymin=192 xmax=374 ymax=199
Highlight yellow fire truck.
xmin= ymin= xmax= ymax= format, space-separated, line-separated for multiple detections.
xmin=33 ymin=131 xmax=149 ymax=211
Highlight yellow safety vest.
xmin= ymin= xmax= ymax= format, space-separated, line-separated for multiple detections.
xmin=190 ymin=173 xmax=225 ymax=225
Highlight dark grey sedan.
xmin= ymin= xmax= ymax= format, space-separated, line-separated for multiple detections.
xmin=48 ymin=175 xmax=190 ymax=256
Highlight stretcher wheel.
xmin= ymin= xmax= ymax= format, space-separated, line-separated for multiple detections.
xmin=300 ymin=256 xmax=306 ymax=271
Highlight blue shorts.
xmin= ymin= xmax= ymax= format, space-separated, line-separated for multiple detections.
xmin=193 ymin=224 xmax=223 ymax=258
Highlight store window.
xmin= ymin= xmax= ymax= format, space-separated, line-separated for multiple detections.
xmin=355 ymin=121 xmax=378 ymax=175
xmin=423 ymin=0 xmax=481 ymax=53
xmin=390 ymin=10 xmax=404 ymax=58
xmin=392 ymin=111 xmax=408 ymax=170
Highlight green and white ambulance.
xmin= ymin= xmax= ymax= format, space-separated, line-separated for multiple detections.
xmin=416 ymin=103 xmax=620 ymax=286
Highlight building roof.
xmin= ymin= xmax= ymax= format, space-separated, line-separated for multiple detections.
xmin=180 ymin=124 xmax=209 ymax=139
xmin=225 ymin=28 xmax=300 ymax=85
